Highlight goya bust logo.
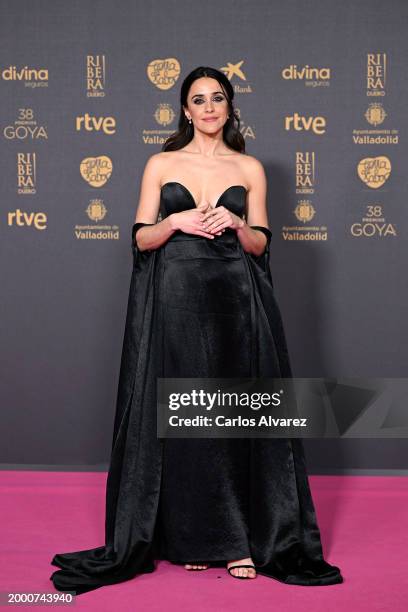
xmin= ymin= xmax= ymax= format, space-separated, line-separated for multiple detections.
xmin=147 ymin=58 xmax=180 ymax=90
xmin=80 ymin=156 xmax=112 ymax=187
xmin=357 ymin=156 xmax=391 ymax=188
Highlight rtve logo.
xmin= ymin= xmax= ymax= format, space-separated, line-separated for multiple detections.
xmin=8 ymin=209 xmax=47 ymax=230
xmin=284 ymin=113 xmax=326 ymax=135
xmin=75 ymin=113 xmax=116 ymax=134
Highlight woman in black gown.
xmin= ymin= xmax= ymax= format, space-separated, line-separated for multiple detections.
xmin=50 ymin=66 xmax=343 ymax=594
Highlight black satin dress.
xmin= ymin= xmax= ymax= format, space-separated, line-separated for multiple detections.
xmin=50 ymin=181 xmax=343 ymax=594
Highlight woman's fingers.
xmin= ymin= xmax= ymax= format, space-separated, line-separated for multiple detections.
xmin=204 ymin=214 xmax=229 ymax=233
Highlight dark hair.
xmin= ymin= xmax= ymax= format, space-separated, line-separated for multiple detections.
xmin=162 ymin=66 xmax=245 ymax=153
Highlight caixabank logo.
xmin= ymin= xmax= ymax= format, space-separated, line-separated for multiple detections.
xmin=220 ymin=60 xmax=253 ymax=94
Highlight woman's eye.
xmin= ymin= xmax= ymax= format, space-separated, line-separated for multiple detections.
xmin=193 ymin=96 xmax=225 ymax=104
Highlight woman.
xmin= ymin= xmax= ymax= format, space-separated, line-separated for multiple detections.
xmin=50 ymin=66 xmax=343 ymax=594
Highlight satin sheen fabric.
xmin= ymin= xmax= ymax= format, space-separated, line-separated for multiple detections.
xmin=50 ymin=182 xmax=343 ymax=594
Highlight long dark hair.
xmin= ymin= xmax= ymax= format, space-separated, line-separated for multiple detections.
xmin=162 ymin=66 xmax=245 ymax=153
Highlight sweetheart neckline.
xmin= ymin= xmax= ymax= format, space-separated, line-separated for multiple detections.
xmin=160 ymin=181 xmax=247 ymax=209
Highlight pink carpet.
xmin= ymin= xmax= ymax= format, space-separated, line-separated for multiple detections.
xmin=0 ymin=471 xmax=405 ymax=611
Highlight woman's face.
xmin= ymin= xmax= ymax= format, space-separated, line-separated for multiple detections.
xmin=183 ymin=77 xmax=229 ymax=132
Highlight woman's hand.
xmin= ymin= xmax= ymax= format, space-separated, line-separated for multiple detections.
xmin=200 ymin=205 xmax=244 ymax=234
xmin=172 ymin=203 xmax=225 ymax=238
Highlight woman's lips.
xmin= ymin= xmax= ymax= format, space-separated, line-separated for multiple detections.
xmin=202 ymin=117 xmax=218 ymax=122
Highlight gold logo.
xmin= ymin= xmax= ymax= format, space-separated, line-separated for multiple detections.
xmin=2 ymin=66 xmax=48 ymax=81
xmin=294 ymin=200 xmax=316 ymax=223
xmin=220 ymin=61 xmax=252 ymax=93
xmin=154 ymin=103 xmax=176 ymax=126
xmin=86 ymin=55 xmax=106 ymax=98
xmin=86 ymin=199 xmax=107 ymax=221
xmin=285 ymin=113 xmax=326 ymax=134
xmin=147 ymin=58 xmax=180 ymax=90
xmin=281 ymin=65 xmax=330 ymax=81
xmin=357 ymin=156 xmax=391 ymax=188
xmin=365 ymin=103 xmax=387 ymax=126
xmin=8 ymin=209 xmax=47 ymax=229
xmin=17 ymin=152 xmax=36 ymax=194
xmin=80 ymin=156 xmax=112 ymax=187
xmin=367 ymin=53 xmax=386 ymax=94
xmin=295 ymin=152 xmax=315 ymax=193
xmin=220 ymin=61 xmax=246 ymax=81
xmin=76 ymin=113 xmax=116 ymax=134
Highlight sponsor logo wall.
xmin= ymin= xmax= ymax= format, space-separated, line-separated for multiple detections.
xmin=1 ymin=0 xmax=406 ymax=467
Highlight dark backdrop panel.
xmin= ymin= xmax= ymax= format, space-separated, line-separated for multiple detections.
xmin=1 ymin=0 xmax=407 ymax=471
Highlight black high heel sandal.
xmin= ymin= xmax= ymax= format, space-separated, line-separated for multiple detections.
xmin=227 ymin=564 xmax=257 ymax=579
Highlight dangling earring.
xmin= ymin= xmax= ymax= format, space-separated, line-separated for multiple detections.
xmin=188 ymin=118 xmax=192 ymax=123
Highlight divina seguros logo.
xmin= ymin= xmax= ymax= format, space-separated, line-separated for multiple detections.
xmin=2 ymin=65 xmax=48 ymax=87
xmin=281 ymin=64 xmax=330 ymax=87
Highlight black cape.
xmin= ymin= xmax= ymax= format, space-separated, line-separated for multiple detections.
xmin=50 ymin=218 xmax=343 ymax=594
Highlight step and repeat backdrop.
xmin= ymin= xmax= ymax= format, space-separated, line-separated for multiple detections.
xmin=1 ymin=0 xmax=407 ymax=471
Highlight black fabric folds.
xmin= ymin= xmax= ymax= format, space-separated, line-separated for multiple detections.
xmin=50 ymin=187 xmax=343 ymax=594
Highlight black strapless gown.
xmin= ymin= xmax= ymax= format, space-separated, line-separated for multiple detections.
xmin=50 ymin=181 xmax=343 ymax=594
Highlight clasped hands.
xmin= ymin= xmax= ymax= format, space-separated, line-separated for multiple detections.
xmin=176 ymin=202 xmax=245 ymax=239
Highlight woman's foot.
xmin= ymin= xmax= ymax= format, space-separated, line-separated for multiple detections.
xmin=184 ymin=563 xmax=209 ymax=570
xmin=227 ymin=557 xmax=257 ymax=579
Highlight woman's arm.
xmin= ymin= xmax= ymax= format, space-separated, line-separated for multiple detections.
xmin=133 ymin=154 xmax=177 ymax=251
xmin=134 ymin=216 xmax=178 ymax=252
xmin=236 ymin=156 xmax=270 ymax=256
xmin=236 ymin=222 xmax=268 ymax=257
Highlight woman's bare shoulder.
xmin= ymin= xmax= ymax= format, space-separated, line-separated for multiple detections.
xmin=142 ymin=151 xmax=178 ymax=183
xmin=238 ymin=153 xmax=267 ymax=188
xmin=144 ymin=150 xmax=175 ymax=166
xmin=240 ymin=152 xmax=265 ymax=171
